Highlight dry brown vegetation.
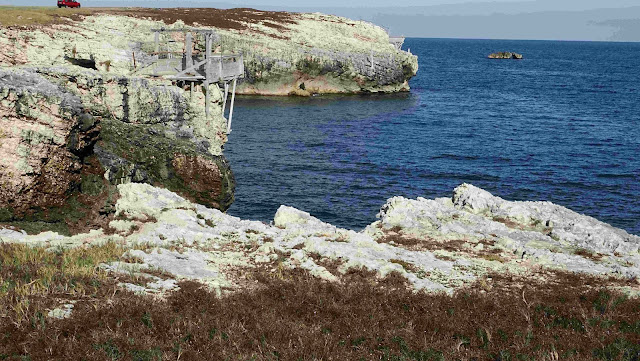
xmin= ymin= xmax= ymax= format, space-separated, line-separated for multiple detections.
xmin=378 ymin=232 xmax=507 ymax=263
xmin=101 ymin=7 xmax=298 ymax=31
xmin=492 ymin=216 xmax=553 ymax=234
xmin=574 ymin=247 xmax=605 ymax=262
xmin=0 ymin=6 xmax=298 ymax=32
xmin=0 ymin=241 xmax=126 ymax=326
xmin=2 ymin=240 xmax=640 ymax=361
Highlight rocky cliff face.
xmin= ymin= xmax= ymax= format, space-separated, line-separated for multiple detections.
xmin=36 ymin=67 xmax=235 ymax=211
xmin=0 ymin=69 xmax=109 ymax=234
xmin=214 ymin=12 xmax=419 ymax=95
xmin=0 ymin=65 xmax=233 ymax=234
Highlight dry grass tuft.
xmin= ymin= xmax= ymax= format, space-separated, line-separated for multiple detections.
xmin=574 ymin=247 xmax=605 ymax=261
xmin=0 ymin=241 xmax=125 ymax=326
xmin=377 ymin=232 xmax=507 ymax=262
xmin=389 ymin=259 xmax=423 ymax=274
xmin=492 ymin=216 xmax=553 ymax=234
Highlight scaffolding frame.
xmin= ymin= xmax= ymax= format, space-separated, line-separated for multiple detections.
xmin=150 ymin=28 xmax=244 ymax=133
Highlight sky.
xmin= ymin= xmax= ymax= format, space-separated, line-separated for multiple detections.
xmin=4 ymin=0 xmax=640 ymax=41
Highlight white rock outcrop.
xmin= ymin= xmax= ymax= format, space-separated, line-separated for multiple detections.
xmin=1 ymin=183 xmax=638 ymax=296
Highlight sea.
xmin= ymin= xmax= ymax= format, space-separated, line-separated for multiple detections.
xmin=225 ymin=38 xmax=640 ymax=235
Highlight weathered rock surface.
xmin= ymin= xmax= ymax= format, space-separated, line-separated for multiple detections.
xmin=41 ymin=67 xmax=235 ymax=210
xmin=2 ymin=183 xmax=638 ymax=297
xmin=0 ymin=66 xmax=234 ymax=233
xmin=371 ymin=183 xmax=640 ymax=279
xmin=488 ymin=51 xmax=523 ymax=59
xmin=0 ymin=68 xmax=110 ymax=234
xmin=220 ymin=12 xmax=419 ymax=95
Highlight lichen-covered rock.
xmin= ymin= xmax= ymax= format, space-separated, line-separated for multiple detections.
xmin=450 ymin=183 xmax=640 ymax=255
xmin=371 ymin=183 xmax=640 ymax=279
xmin=0 ymin=10 xmax=418 ymax=95
xmin=0 ymin=65 xmax=234 ymax=234
xmin=0 ymin=68 xmax=109 ymax=233
xmin=3 ymin=183 xmax=637 ymax=296
xmin=218 ymin=12 xmax=419 ymax=95
xmin=33 ymin=67 xmax=227 ymax=156
xmin=34 ymin=67 xmax=234 ymax=211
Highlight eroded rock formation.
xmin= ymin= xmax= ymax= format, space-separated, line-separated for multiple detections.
xmin=0 ymin=65 xmax=234 ymax=234
xmin=0 ymin=9 xmax=418 ymax=95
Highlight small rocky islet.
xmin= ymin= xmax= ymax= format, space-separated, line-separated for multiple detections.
xmin=0 ymin=7 xmax=638 ymax=320
xmin=488 ymin=51 xmax=524 ymax=59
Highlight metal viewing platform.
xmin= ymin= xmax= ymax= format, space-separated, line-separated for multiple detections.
xmin=148 ymin=28 xmax=244 ymax=133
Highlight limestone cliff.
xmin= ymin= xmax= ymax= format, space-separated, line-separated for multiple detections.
xmin=0 ymin=66 xmax=234 ymax=235
xmin=0 ymin=69 xmax=109 ymax=234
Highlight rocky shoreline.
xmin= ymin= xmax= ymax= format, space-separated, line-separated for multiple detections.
xmin=2 ymin=183 xmax=638 ymax=299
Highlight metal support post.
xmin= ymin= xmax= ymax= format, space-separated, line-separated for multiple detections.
xmin=205 ymin=33 xmax=212 ymax=61
xmin=222 ymin=82 xmax=229 ymax=114
xmin=204 ymin=81 xmax=210 ymax=119
xmin=154 ymin=32 xmax=159 ymax=54
xmin=154 ymin=32 xmax=159 ymax=75
xmin=227 ymin=77 xmax=237 ymax=134
xmin=219 ymin=57 xmax=223 ymax=82
xmin=370 ymin=47 xmax=374 ymax=71
xmin=185 ymin=32 xmax=193 ymax=70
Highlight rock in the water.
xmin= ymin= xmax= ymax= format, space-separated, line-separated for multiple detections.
xmin=488 ymin=52 xmax=523 ymax=59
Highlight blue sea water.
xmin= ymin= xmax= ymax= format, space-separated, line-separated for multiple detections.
xmin=225 ymin=38 xmax=640 ymax=235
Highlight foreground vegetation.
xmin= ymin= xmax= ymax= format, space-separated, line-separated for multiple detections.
xmin=0 ymin=242 xmax=639 ymax=360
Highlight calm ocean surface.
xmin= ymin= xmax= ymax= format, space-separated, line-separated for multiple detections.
xmin=225 ymin=38 xmax=640 ymax=235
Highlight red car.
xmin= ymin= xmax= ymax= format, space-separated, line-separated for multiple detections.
xmin=57 ymin=0 xmax=81 ymax=8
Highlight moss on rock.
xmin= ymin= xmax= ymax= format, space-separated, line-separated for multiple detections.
xmin=97 ymin=118 xmax=235 ymax=211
